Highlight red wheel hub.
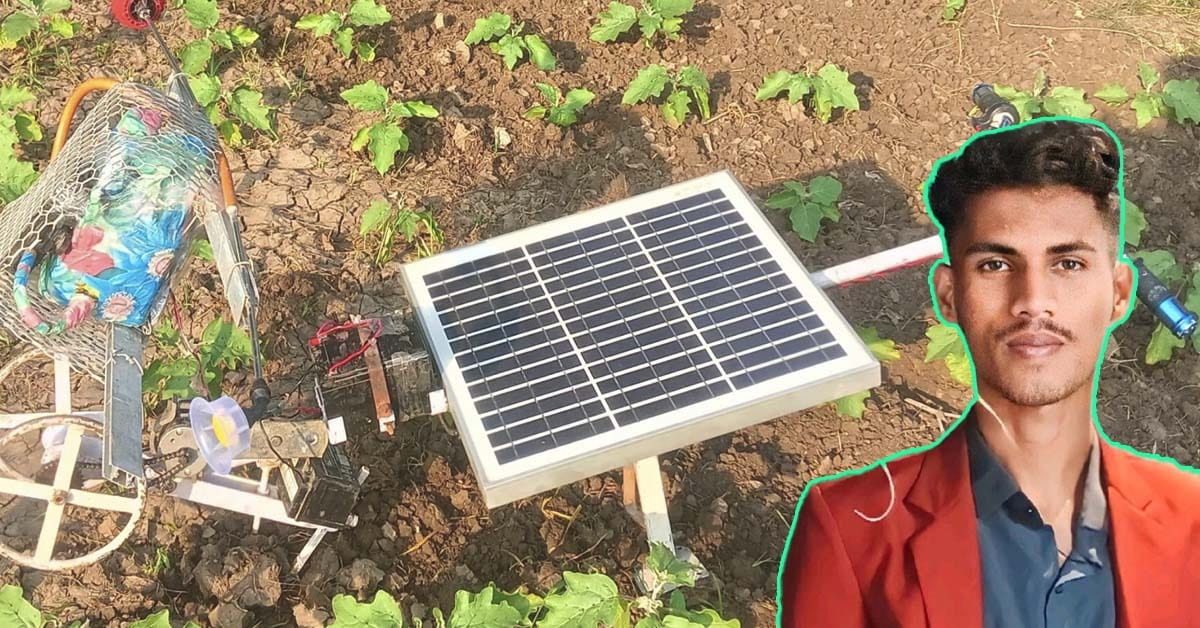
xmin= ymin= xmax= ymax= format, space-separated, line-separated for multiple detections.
xmin=110 ymin=0 xmax=165 ymax=30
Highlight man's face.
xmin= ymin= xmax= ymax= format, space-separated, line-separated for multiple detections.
xmin=932 ymin=184 xmax=1133 ymax=407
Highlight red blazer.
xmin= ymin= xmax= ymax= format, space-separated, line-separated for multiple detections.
xmin=778 ymin=423 xmax=1200 ymax=627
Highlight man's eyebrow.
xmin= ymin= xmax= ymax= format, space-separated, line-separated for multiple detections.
xmin=1046 ymin=240 xmax=1097 ymax=255
xmin=961 ymin=241 xmax=1099 ymax=256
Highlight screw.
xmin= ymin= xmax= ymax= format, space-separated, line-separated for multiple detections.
xmin=51 ymin=490 xmax=68 ymax=505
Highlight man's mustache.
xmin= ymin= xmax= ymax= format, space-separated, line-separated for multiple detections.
xmin=994 ymin=319 xmax=1076 ymax=343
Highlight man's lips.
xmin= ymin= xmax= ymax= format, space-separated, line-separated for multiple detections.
xmin=1005 ymin=332 xmax=1065 ymax=358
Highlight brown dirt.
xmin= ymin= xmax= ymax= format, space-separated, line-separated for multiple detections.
xmin=2 ymin=0 xmax=1200 ymax=625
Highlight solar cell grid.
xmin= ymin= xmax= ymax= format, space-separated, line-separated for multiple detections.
xmin=420 ymin=185 xmax=850 ymax=465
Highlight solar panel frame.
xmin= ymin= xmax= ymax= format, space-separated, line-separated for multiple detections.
xmin=402 ymin=170 xmax=880 ymax=507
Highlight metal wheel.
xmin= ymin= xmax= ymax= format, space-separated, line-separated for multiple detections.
xmin=0 ymin=414 xmax=144 ymax=571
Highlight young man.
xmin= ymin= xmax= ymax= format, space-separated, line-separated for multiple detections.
xmin=777 ymin=119 xmax=1200 ymax=627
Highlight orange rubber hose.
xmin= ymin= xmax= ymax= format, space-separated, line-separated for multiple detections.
xmin=50 ymin=78 xmax=118 ymax=159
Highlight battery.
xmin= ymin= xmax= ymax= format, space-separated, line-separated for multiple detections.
xmin=279 ymin=444 xmax=360 ymax=529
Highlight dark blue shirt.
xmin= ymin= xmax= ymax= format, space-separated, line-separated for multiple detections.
xmin=966 ymin=418 xmax=1116 ymax=628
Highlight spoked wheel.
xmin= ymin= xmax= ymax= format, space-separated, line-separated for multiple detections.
xmin=0 ymin=414 xmax=145 ymax=571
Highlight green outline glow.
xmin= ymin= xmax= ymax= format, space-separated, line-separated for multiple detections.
xmin=773 ymin=114 xmax=1200 ymax=626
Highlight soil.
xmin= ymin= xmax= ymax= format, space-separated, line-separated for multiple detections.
xmin=2 ymin=0 xmax=1200 ymax=625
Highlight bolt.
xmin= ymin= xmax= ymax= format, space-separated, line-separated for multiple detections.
xmin=51 ymin=490 xmax=68 ymax=505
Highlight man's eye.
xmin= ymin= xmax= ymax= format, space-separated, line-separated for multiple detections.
xmin=1059 ymin=259 xmax=1086 ymax=271
xmin=980 ymin=260 xmax=1008 ymax=272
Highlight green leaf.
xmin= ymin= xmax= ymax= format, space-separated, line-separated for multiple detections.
xmin=942 ymin=0 xmax=965 ymax=20
xmin=636 ymin=617 xmax=665 ymax=628
xmin=1130 ymin=91 xmax=1164 ymax=128
xmin=944 ymin=352 xmax=973 ymax=386
xmin=637 ymin=11 xmax=664 ymax=41
xmin=229 ymin=87 xmax=272 ymax=133
xmin=677 ymin=66 xmax=711 ymax=119
xmin=351 ymin=126 xmax=371 ymax=151
xmin=756 ymin=70 xmax=795 ymax=101
xmin=190 ymin=238 xmax=214 ymax=262
xmin=333 ymin=27 xmax=355 ymax=57
xmin=1042 ymin=86 xmax=1094 ymax=118
xmin=142 ymin=356 xmax=200 ymax=398
xmin=788 ymin=202 xmax=828 ymax=242
xmin=297 ymin=12 xmax=343 ymax=37
xmin=622 ymin=64 xmax=670 ymax=105
xmin=1145 ymin=323 xmax=1185 ymax=365
xmin=1033 ymin=68 xmax=1048 ymax=95
xmin=209 ymin=29 xmax=233 ymax=49
xmin=523 ymin=105 xmax=548 ymax=120
xmin=661 ymin=90 xmax=692 ymax=128
xmin=341 ymin=80 xmax=389 ymax=112
xmin=785 ymin=74 xmax=813 ymax=104
xmin=489 ymin=588 xmax=542 ymax=625
xmin=2 ymin=12 xmax=37 ymax=44
xmin=217 ymin=118 xmax=244 ymax=146
xmin=806 ymin=175 xmax=842 ymax=205
xmin=490 ymin=33 xmax=525 ymax=69
xmin=677 ymin=609 xmax=739 ymax=628
xmin=0 ymin=585 xmax=43 ymax=628
xmin=465 ymin=12 xmax=511 ymax=45
xmin=367 ymin=122 xmax=409 ymax=174
xmin=356 ymin=41 xmax=376 ymax=61
xmin=127 ymin=609 xmax=170 ymax=628
xmin=39 ymin=0 xmax=72 ymax=15
xmin=0 ymin=85 xmax=36 ymax=111
xmin=1132 ymin=249 xmax=1185 ymax=288
xmin=349 ymin=0 xmax=392 ymax=27
xmin=523 ymin=34 xmax=556 ymax=71
xmin=229 ymin=25 xmax=259 ymax=46
xmin=811 ymin=63 xmax=860 ymax=123
xmin=1094 ymin=84 xmax=1130 ymax=105
xmin=539 ymin=572 xmax=621 ymax=628
xmin=547 ymin=107 xmax=579 ymax=126
xmin=590 ymin=2 xmax=637 ymax=42
xmin=47 ymin=16 xmax=78 ymax=38
xmin=178 ymin=39 xmax=213 ymax=75
xmin=187 ymin=73 xmax=221 ymax=107
xmin=646 ymin=542 xmax=696 ymax=589
xmin=858 ymin=326 xmax=900 ymax=362
xmin=360 ymin=200 xmax=392 ymax=236
xmin=833 ymin=390 xmax=870 ymax=419
xmin=328 ymin=591 xmax=404 ymax=628
xmin=1124 ymin=200 xmax=1147 ymax=247
xmin=562 ymin=88 xmax=595 ymax=111
xmin=447 ymin=587 xmax=523 ymax=627
xmin=390 ymin=101 xmax=439 ymax=119
xmin=0 ymin=153 xmax=38 ymax=203
xmin=13 ymin=112 xmax=41 ymax=142
xmin=1163 ymin=79 xmax=1200 ymax=125
xmin=200 ymin=318 xmax=252 ymax=370
xmin=536 ymin=82 xmax=562 ymax=104
xmin=924 ymin=323 xmax=965 ymax=362
xmin=183 ymin=0 xmax=218 ymax=31
xmin=651 ymin=0 xmax=695 ymax=18
xmin=1138 ymin=61 xmax=1160 ymax=91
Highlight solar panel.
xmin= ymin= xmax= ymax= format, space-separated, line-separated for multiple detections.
xmin=402 ymin=171 xmax=879 ymax=507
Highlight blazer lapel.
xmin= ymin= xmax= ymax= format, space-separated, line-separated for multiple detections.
xmin=905 ymin=425 xmax=985 ymax=628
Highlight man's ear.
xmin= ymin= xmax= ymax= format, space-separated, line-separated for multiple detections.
xmin=1111 ymin=258 xmax=1134 ymax=325
xmin=932 ymin=262 xmax=958 ymax=325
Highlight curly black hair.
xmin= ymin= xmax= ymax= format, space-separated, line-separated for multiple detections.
xmin=927 ymin=119 xmax=1122 ymax=252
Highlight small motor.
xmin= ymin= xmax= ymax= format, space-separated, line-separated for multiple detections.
xmin=279 ymin=444 xmax=361 ymax=529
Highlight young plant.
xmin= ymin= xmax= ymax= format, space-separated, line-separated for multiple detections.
xmin=296 ymin=0 xmax=392 ymax=63
xmin=992 ymin=70 xmax=1094 ymax=121
xmin=755 ymin=64 xmax=861 ymax=123
xmin=129 ymin=609 xmax=201 ymax=628
xmin=1096 ymin=62 xmax=1200 ymax=127
xmin=463 ymin=12 xmax=556 ymax=71
xmin=341 ymin=80 xmax=439 ymax=175
xmin=186 ymin=74 xmax=276 ymax=147
xmin=433 ymin=585 xmax=542 ymax=627
xmin=924 ymin=322 xmax=972 ymax=386
xmin=0 ymin=584 xmax=42 ymax=628
xmin=834 ymin=326 xmax=900 ymax=419
xmin=0 ymin=84 xmax=41 ymax=204
xmin=359 ymin=199 xmax=444 ymax=266
xmin=622 ymin=64 xmax=711 ymax=128
xmin=764 ymin=175 xmax=843 ymax=243
xmin=174 ymin=0 xmax=259 ymax=76
xmin=523 ymin=83 xmax=596 ymax=127
xmin=589 ymin=0 xmax=696 ymax=46
xmin=143 ymin=317 xmax=255 ymax=403
xmin=942 ymin=0 xmax=965 ymax=20
xmin=0 ymin=0 xmax=80 ymax=81
xmin=328 ymin=590 xmax=405 ymax=628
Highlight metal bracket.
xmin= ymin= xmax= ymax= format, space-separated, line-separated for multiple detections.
xmin=354 ymin=316 xmax=395 ymax=434
xmin=204 ymin=208 xmax=257 ymax=327
xmin=103 ymin=325 xmax=145 ymax=480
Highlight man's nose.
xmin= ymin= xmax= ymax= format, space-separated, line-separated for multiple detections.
xmin=1009 ymin=268 xmax=1056 ymax=319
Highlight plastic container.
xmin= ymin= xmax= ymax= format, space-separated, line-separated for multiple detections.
xmin=189 ymin=396 xmax=250 ymax=475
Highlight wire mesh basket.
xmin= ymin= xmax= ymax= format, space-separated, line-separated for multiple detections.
xmin=0 ymin=79 xmax=222 ymax=381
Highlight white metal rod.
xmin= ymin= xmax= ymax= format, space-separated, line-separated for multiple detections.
xmin=0 ymin=412 xmax=103 ymax=430
xmin=64 ymin=488 xmax=141 ymax=513
xmin=634 ymin=456 xmax=674 ymax=554
xmin=172 ymin=477 xmax=327 ymax=531
xmin=811 ymin=235 xmax=943 ymax=289
xmin=53 ymin=356 xmax=71 ymax=415
xmin=294 ymin=528 xmax=329 ymax=572
xmin=35 ymin=423 xmax=83 ymax=562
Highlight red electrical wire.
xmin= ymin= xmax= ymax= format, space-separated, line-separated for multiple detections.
xmin=309 ymin=318 xmax=383 ymax=374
